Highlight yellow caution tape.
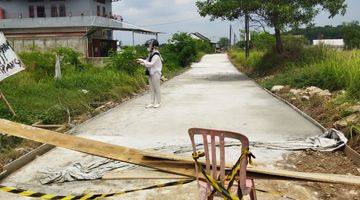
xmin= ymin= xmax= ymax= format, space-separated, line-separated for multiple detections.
xmin=0 ymin=179 xmax=194 ymax=200
xmin=192 ymin=148 xmax=255 ymax=200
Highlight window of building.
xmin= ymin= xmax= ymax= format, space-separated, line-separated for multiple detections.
xmin=59 ymin=5 xmax=66 ymax=17
xmin=102 ymin=7 xmax=106 ymax=17
xmin=51 ymin=5 xmax=58 ymax=17
xmin=96 ymin=0 xmax=105 ymax=4
xmin=97 ymin=6 xmax=100 ymax=16
xmin=37 ymin=6 xmax=45 ymax=17
xmin=29 ymin=6 xmax=35 ymax=18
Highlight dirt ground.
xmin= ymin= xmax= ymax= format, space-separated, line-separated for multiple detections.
xmin=273 ymin=87 xmax=360 ymax=154
xmin=277 ymin=150 xmax=360 ymax=200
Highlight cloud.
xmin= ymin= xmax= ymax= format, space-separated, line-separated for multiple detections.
xmin=175 ymin=0 xmax=193 ymax=5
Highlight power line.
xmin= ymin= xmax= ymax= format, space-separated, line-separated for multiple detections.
xmin=142 ymin=17 xmax=203 ymax=27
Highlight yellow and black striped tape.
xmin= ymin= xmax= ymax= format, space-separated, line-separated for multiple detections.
xmin=0 ymin=179 xmax=194 ymax=200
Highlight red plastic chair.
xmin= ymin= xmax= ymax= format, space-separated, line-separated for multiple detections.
xmin=189 ymin=128 xmax=257 ymax=200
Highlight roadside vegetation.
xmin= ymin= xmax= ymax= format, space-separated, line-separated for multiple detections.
xmin=0 ymin=32 xmax=213 ymax=168
xmin=229 ymin=30 xmax=360 ymax=152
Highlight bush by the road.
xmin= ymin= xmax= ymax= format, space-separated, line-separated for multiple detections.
xmin=166 ymin=32 xmax=214 ymax=67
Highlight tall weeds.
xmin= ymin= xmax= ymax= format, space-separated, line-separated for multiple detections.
xmin=230 ymin=47 xmax=360 ymax=101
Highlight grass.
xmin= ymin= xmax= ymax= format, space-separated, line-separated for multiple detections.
xmin=229 ymin=47 xmax=360 ymax=101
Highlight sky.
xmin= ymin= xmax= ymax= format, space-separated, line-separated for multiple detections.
xmin=112 ymin=0 xmax=360 ymax=46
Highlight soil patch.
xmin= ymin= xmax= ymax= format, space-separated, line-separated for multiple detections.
xmin=278 ymin=151 xmax=360 ymax=200
xmin=273 ymin=87 xmax=360 ymax=154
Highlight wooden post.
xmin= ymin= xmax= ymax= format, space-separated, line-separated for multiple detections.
xmin=229 ymin=24 xmax=232 ymax=49
xmin=0 ymin=90 xmax=16 ymax=116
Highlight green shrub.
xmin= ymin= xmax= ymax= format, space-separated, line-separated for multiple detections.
xmin=19 ymin=49 xmax=56 ymax=79
xmin=106 ymin=47 xmax=144 ymax=75
xmin=343 ymin=21 xmax=360 ymax=50
xmin=250 ymin=32 xmax=276 ymax=50
xmin=167 ymin=32 xmax=198 ymax=67
xmin=55 ymin=47 xmax=88 ymax=71
xmin=195 ymin=39 xmax=214 ymax=54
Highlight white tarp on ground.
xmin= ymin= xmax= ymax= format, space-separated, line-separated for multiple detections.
xmin=250 ymin=128 xmax=348 ymax=151
xmin=40 ymin=159 xmax=137 ymax=185
xmin=40 ymin=129 xmax=347 ymax=184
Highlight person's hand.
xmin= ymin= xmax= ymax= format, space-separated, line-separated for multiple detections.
xmin=136 ymin=58 xmax=144 ymax=64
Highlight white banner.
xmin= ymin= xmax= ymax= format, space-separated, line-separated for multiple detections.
xmin=0 ymin=32 xmax=25 ymax=82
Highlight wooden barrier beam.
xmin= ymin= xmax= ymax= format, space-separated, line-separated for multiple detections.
xmin=0 ymin=119 xmax=359 ymax=185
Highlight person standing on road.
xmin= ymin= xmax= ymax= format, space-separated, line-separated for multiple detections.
xmin=137 ymin=39 xmax=163 ymax=109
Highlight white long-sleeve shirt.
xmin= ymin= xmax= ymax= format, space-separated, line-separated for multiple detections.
xmin=140 ymin=51 xmax=163 ymax=76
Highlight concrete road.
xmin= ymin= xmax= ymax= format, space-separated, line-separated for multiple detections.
xmin=0 ymin=54 xmax=322 ymax=199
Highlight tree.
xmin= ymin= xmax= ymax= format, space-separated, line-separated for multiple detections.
xmin=167 ymin=33 xmax=197 ymax=67
xmin=288 ymin=25 xmax=344 ymax=42
xmin=343 ymin=21 xmax=360 ymax=49
xmin=218 ymin=37 xmax=230 ymax=49
xmin=196 ymin=0 xmax=346 ymax=54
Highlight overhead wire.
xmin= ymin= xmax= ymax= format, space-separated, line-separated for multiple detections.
xmin=142 ymin=17 xmax=204 ymax=27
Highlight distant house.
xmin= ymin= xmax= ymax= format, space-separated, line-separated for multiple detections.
xmin=190 ymin=32 xmax=218 ymax=49
xmin=313 ymin=39 xmax=345 ymax=50
xmin=0 ymin=0 xmax=126 ymax=57
xmin=190 ymin=32 xmax=211 ymax=42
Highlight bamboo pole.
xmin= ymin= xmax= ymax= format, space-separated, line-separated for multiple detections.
xmin=0 ymin=90 xmax=16 ymax=116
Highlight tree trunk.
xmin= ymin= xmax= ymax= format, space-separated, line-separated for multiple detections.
xmin=273 ymin=12 xmax=283 ymax=54
xmin=274 ymin=26 xmax=283 ymax=54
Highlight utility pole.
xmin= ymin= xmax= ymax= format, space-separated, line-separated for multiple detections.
xmin=132 ymin=31 xmax=135 ymax=46
xmin=233 ymin=33 xmax=236 ymax=47
xmin=229 ymin=24 xmax=232 ymax=49
xmin=245 ymin=12 xmax=250 ymax=59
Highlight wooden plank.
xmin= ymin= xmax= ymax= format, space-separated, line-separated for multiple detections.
xmin=0 ymin=118 xmax=197 ymax=178
xmin=32 ymin=124 xmax=63 ymax=129
xmin=32 ymin=121 xmax=43 ymax=126
xmin=0 ymin=119 xmax=359 ymax=185
xmin=102 ymin=169 xmax=189 ymax=180
xmin=247 ymin=167 xmax=360 ymax=185
xmin=144 ymin=151 xmax=360 ymax=185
